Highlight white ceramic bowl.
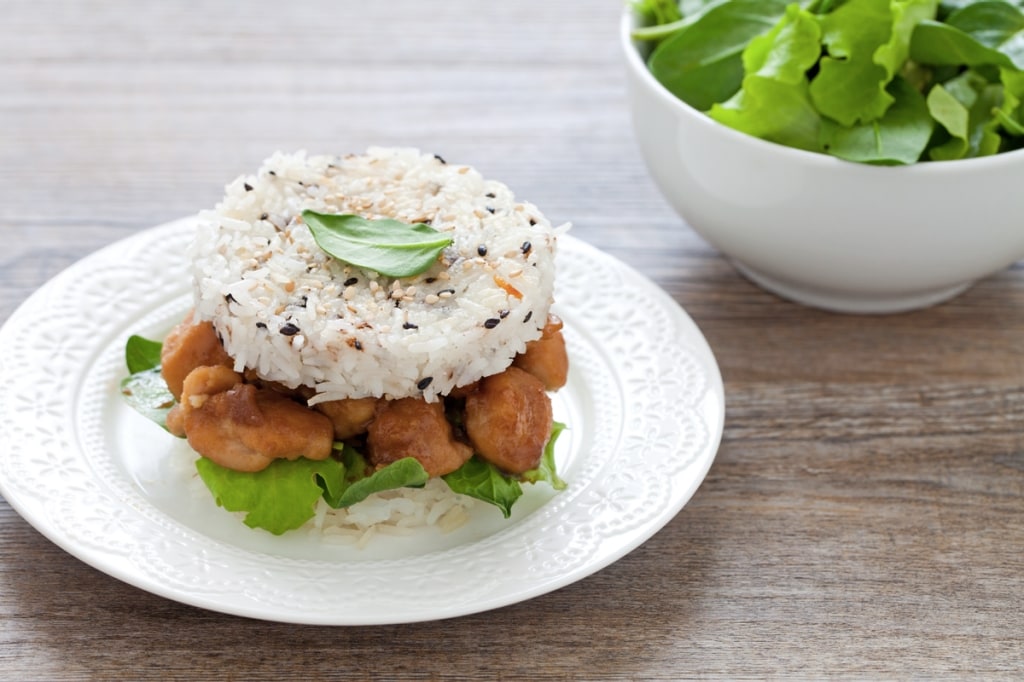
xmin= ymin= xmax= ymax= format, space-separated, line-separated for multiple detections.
xmin=620 ymin=10 xmax=1024 ymax=313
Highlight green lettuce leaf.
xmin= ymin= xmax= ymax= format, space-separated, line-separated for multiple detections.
xmin=647 ymin=0 xmax=791 ymax=111
xmin=927 ymin=82 xmax=973 ymax=158
xmin=120 ymin=367 xmax=176 ymax=430
xmin=707 ymin=4 xmax=824 ymax=150
xmin=810 ymin=0 xmax=939 ymax=126
xmin=125 ymin=334 xmax=163 ymax=374
xmin=911 ymin=2 xmax=1024 ymax=69
xmin=196 ymin=456 xmax=346 ymax=535
xmin=325 ymin=445 xmax=430 ymax=508
xmin=521 ymin=421 xmax=568 ymax=490
xmin=820 ymin=75 xmax=934 ymax=163
xmin=443 ymin=457 xmax=523 ymax=519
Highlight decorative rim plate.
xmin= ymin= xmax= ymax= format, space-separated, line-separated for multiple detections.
xmin=0 ymin=218 xmax=724 ymax=625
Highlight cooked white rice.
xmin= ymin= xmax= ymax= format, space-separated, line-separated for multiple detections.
xmin=190 ymin=147 xmax=564 ymax=402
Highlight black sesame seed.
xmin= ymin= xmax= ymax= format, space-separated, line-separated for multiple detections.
xmin=438 ymin=288 xmax=455 ymax=295
xmin=521 ymin=241 xmax=532 ymax=255
xmin=260 ymin=213 xmax=269 ymax=221
xmin=280 ymin=323 xmax=300 ymax=336
xmin=403 ymin=322 xmax=419 ymax=330
xmin=268 ymin=170 xmax=277 ymax=176
xmin=524 ymin=310 xmax=533 ymax=323
xmin=417 ymin=377 xmax=433 ymax=390
xmin=485 ymin=207 xmax=495 ymax=214
xmin=425 ymin=277 xmax=437 ymax=284
xmin=256 ymin=322 xmax=267 ymax=330
xmin=244 ymin=183 xmax=253 ymax=192
xmin=225 ymin=293 xmax=237 ymax=303
xmin=354 ymin=339 xmax=363 ymax=350
xmin=433 ymin=154 xmax=447 ymax=164
xmin=343 ymin=277 xmax=358 ymax=287
xmin=528 ymin=218 xmax=537 ymax=226
xmin=485 ymin=192 xmax=496 ymax=199
xmin=477 ymin=244 xmax=488 ymax=256
xmin=484 ymin=318 xmax=501 ymax=329
xmin=499 ymin=309 xmax=510 ymax=319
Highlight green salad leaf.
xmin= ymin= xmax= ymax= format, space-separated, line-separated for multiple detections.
xmin=708 ymin=4 xmax=824 ymax=150
xmin=647 ymin=0 xmax=792 ymax=111
xmin=443 ymin=457 xmax=524 ymax=519
xmin=326 ymin=445 xmax=430 ymax=508
xmin=636 ymin=0 xmax=1024 ymax=162
xmin=520 ymin=421 xmax=568 ymax=490
xmin=302 ymin=210 xmax=452 ymax=278
xmin=120 ymin=335 xmax=175 ymax=429
xmin=120 ymin=367 xmax=176 ymax=430
xmin=819 ymin=75 xmax=934 ymax=163
xmin=196 ymin=456 xmax=345 ymax=535
xmin=125 ymin=334 xmax=163 ymax=374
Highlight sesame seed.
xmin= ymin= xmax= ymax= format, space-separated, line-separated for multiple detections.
xmin=343 ymin=277 xmax=358 ymax=286
xmin=260 ymin=213 xmax=269 ymax=221
xmin=417 ymin=377 xmax=433 ymax=390
xmin=477 ymin=244 xmax=488 ymax=256
xmin=499 ymin=309 xmax=510 ymax=319
xmin=343 ymin=286 xmax=356 ymax=301
xmin=256 ymin=322 xmax=267 ymax=330
xmin=425 ymin=277 xmax=437 ymax=284
xmin=484 ymin=318 xmax=500 ymax=329
xmin=425 ymin=294 xmax=440 ymax=304
xmin=403 ymin=322 xmax=419 ymax=329
xmin=244 ymin=183 xmax=253 ymax=192
xmin=434 ymin=154 xmax=447 ymax=164
xmin=524 ymin=311 xmax=533 ymax=323
xmin=521 ymin=241 xmax=532 ymax=255
xmin=485 ymin=192 xmax=496 ymax=198
xmin=280 ymin=323 xmax=300 ymax=336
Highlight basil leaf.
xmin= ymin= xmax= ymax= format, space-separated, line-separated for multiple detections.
xmin=443 ymin=456 xmax=523 ymax=519
xmin=302 ymin=210 xmax=452 ymax=278
xmin=125 ymin=334 xmax=163 ymax=374
xmin=120 ymin=367 xmax=176 ymax=430
xmin=927 ymin=83 xmax=972 ymax=159
xmin=707 ymin=4 xmax=824 ymax=151
xmin=820 ymin=75 xmax=934 ymax=163
xmin=647 ymin=0 xmax=791 ymax=111
xmin=911 ymin=2 xmax=1024 ymax=69
xmin=196 ymin=456 xmax=346 ymax=535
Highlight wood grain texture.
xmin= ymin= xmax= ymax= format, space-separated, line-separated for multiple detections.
xmin=2 ymin=1 xmax=1023 ymax=679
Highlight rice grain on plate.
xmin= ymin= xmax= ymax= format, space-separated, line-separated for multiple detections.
xmin=190 ymin=147 xmax=563 ymax=404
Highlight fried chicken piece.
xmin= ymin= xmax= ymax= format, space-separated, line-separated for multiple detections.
xmin=315 ymin=397 xmax=379 ymax=440
xmin=512 ymin=314 xmax=568 ymax=391
xmin=160 ymin=312 xmax=233 ymax=400
xmin=177 ymin=365 xmax=333 ymax=472
xmin=464 ymin=366 xmax=552 ymax=474
xmin=366 ymin=398 xmax=473 ymax=477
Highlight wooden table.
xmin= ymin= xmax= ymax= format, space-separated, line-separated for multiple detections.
xmin=2 ymin=1 xmax=1022 ymax=678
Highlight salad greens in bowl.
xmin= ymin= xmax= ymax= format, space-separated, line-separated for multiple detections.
xmin=622 ymin=0 xmax=1024 ymax=312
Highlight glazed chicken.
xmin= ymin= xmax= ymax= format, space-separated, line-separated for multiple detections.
xmin=161 ymin=313 xmax=233 ymax=400
xmin=160 ymin=313 xmax=568 ymax=477
xmin=366 ymin=398 xmax=473 ymax=476
xmin=316 ymin=397 xmax=379 ymax=440
xmin=463 ymin=366 xmax=553 ymax=474
xmin=169 ymin=364 xmax=333 ymax=472
xmin=512 ymin=315 xmax=568 ymax=391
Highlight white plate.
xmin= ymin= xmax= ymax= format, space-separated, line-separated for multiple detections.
xmin=0 ymin=218 xmax=724 ymax=625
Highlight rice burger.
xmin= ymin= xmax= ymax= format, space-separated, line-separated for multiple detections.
xmin=151 ymin=148 xmax=568 ymax=532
